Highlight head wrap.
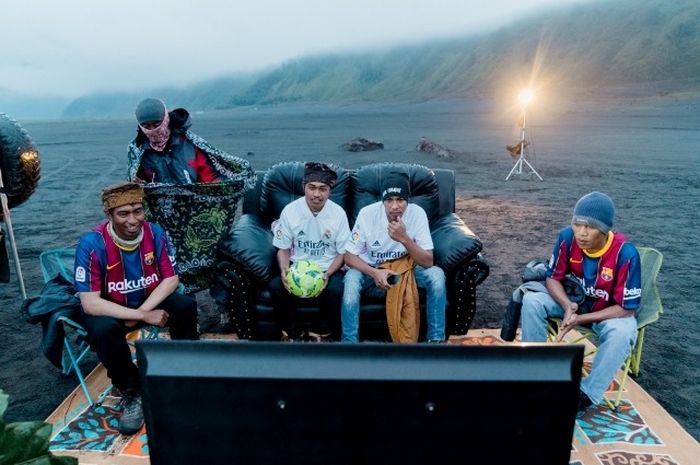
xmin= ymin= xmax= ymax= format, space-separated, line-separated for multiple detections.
xmin=303 ymin=162 xmax=337 ymax=187
xmin=381 ymin=171 xmax=410 ymax=201
xmin=135 ymin=98 xmax=167 ymax=124
xmin=102 ymin=181 xmax=145 ymax=211
xmin=572 ymin=191 xmax=615 ymax=234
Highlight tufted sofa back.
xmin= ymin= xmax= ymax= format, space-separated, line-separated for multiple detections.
xmin=256 ymin=161 xmax=352 ymax=220
xmin=349 ymin=163 xmax=440 ymax=226
xmin=247 ymin=162 xmax=442 ymax=226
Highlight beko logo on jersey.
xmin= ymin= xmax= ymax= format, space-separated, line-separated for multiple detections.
xmin=107 ymin=273 xmax=159 ymax=294
xmin=624 ymin=287 xmax=642 ymax=298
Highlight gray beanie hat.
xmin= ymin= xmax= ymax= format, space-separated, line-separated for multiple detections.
xmin=135 ymin=98 xmax=166 ymax=124
xmin=572 ymin=191 xmax=615 ymax=234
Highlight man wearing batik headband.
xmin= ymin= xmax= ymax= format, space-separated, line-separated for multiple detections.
xmin=127 ymin=98 xmax=247 ymax=184
xmin=341 ymin=170 xmax=447 ymax=343
xmin=74 ymin=181 xmax=198 ymax=435
xmin=270 ymin=162 xmax=351 ymax=342
xmin=520 ymin=191 xmax=641 ymax=414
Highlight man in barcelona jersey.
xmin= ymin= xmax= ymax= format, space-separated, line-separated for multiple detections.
xmin=341 ymin=171 xmax=446 ymax=343
xmin=270 ymin=162 xmax=350 ymax=342
xmin=520 ymin=192 xmax=642 ymax=413
xmin=73 ymin=182 xmax=198 ymax=435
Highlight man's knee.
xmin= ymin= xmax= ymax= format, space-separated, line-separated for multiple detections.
xmin=521 ymin=291 xmax=544 ymax=315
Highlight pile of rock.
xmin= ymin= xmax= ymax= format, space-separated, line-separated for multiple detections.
xmin=416 ymin=137 xmax=456 ymax=160
xmin=340 ymin=137 xmax=384 ymax=152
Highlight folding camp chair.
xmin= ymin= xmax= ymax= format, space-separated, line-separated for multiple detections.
xmin=39 ymin=247 xmax=161 ymax=406
xmin=548 ymin=246 xmax=664 ymax=410
xmin=39 ymin=248 xmax=94 ymax=401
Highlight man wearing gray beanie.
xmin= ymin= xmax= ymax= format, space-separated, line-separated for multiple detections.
xmin=519 ymin=191 xmax=642 ymax=414
xmin=127 ymin=98 xmax=253 ymax=186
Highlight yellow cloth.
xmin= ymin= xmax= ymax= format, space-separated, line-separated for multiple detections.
xmin=380 ymin=256 xmax=419 ymax=343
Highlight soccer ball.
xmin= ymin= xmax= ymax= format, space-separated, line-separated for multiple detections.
xmin=286 ymin=260 xmax=325 ymax=298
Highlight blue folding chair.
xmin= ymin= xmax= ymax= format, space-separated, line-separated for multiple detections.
xmin=39 ymin=248 xmax=161 ymax=406
xmin=39 ymin=248 xmax=96 ymax=404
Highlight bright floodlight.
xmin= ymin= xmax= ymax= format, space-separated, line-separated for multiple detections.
xmin=518 ymin=89 xmax=534 ymax=105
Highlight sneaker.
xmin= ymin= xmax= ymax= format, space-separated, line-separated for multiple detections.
xmin=307 ymin=331 xmax=333 ymax=343
xmin=118 ymin=393 xmax=144 ymax=435
xmin=281 ymin=331 xmax=302 ymax=342
xmin=577 ymin=391 xmax=593 ymax=415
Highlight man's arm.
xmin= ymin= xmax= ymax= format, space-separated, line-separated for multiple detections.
xmin=551 ymin=274 xmax=635 ymax=340
xmin=325 ymin=253 xmax=345 ymax=278
xmin=79 ymin=291 xmax=169 ymax=327
xmin=277 ymin=248 xmax=292 ymax=292
xmin=345 ymin=252 xmax=394 ymax=290
xmin=137 ymin=275 xmax=179 ymax=312
xmin=387 ymin=217 xmax=433 ymax=268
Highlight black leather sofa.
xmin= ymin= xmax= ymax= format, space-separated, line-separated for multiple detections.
xmin=213 ymin=162 xmax=489 ymax=341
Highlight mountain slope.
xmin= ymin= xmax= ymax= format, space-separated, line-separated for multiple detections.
xmin=230 ymin=0 xmax=700 ymax=105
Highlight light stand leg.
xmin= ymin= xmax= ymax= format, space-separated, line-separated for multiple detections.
xmin=505 ymin=105 xmax=544 ymax=182
xmin=0 ymin=167 xmax=27 ymax=299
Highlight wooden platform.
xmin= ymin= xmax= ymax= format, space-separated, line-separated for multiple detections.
xmin=47 ymin=330 xmax=699 ymax=465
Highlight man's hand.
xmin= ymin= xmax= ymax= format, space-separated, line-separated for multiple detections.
xmin=280 ymin=267 xmax=292 ymax=293
xmin=142 ymin=309 xmax=169 ymax=327
xmin=371 ymin=268 xmax=395 ymax=290
xmin=319 ymin=271 xmax=330 ymax=292
xmin=557 ymin=301 xmax=580 ymax=342
xmin=387 ymin=216 xmax=409 ymax=244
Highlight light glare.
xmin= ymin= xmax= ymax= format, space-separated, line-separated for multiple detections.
xmin=518 ymin=89 xmax=533 ymax=105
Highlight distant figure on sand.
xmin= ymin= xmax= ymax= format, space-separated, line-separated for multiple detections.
xmin=270 ymin=162 xmax=350 ymax=342
xmin=127 ymin=98 xmax=246 ymax=185
xmin=73 ymin=182 xmax=198 ymax=435
xmin=341 ymin=170 xmax=446 ymax=343
xmin=520 ymin=191 xmax=641 ymax=414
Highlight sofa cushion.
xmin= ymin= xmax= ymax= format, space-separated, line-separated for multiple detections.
xmin=350 ymin=163 xmax=440 ymax=225
xmin=260 ymin=161 xmax=351 ymax=219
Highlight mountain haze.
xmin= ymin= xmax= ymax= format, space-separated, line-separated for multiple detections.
xmin=11 ymin=0 xmax=698 ymax=120
xmin=229 ymin=0 xmax=700 ymax=105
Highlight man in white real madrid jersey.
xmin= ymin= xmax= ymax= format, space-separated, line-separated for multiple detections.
xmin=73 ymin=182 xmax=198 ymax=435
xmin=270 ymin=162 xmax=350 ymax=342
xmin=341 ymin=171 xmax=446 ymax=343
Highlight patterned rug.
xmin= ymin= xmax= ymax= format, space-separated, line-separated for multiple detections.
xmin=47 ymin=330 xmax=699 ymax=465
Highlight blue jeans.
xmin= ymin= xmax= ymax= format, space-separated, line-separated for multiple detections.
xmin=341 ymin=266 xmax=446 ymax=343
xmin=520 ymin=291 xmax=638 ymax=404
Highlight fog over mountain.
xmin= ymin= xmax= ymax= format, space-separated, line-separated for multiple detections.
xmin=4 ymin=0 xmax=699 ymax=120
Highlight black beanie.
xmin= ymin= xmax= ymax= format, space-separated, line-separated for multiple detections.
xmin=381 ymin=171 xmax=410 ymax=201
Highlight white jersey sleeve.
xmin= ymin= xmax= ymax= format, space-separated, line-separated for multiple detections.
xmin=271 ymin=205 xmax=294 ymax=250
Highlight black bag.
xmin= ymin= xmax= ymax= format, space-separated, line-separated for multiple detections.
xmin=0 ymin=228 xmax=10 ymax=283
xmin=500 ymin=299 xmax=521 ymax=342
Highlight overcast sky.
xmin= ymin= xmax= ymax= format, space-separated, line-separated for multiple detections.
xmin=2 ymin=0 xmax=586 ymax=98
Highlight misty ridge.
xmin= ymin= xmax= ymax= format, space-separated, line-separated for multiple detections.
xmin=5 ymin=0 xmax=700 ymax=120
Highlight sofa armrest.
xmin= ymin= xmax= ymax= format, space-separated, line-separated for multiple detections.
xmin=216 ymin=214 xmax=277 ymax=283
xmin=430 ymin=213 xmax=483 ymax=275
xmin=448 ymin=254 xmax=490 ymax=335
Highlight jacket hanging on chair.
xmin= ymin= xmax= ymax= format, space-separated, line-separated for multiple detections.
xmin=21 ymin=274 xmax=82 ymax=368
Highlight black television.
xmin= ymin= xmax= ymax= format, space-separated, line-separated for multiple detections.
xmin=136 ymin=341 xmax=583 ymax=465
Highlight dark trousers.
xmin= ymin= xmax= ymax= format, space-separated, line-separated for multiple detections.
xmin=79 ymin=292 xmax=198 ymax=392
xmin=269 ymin=271 xmax=344 ymax=339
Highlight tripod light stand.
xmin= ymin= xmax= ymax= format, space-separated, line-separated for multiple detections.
xmin=506 ymin=89 xmax=543 ymax=181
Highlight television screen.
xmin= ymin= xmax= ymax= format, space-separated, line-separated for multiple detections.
xmin=136 ymin=341 xmax=583 ymax=465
